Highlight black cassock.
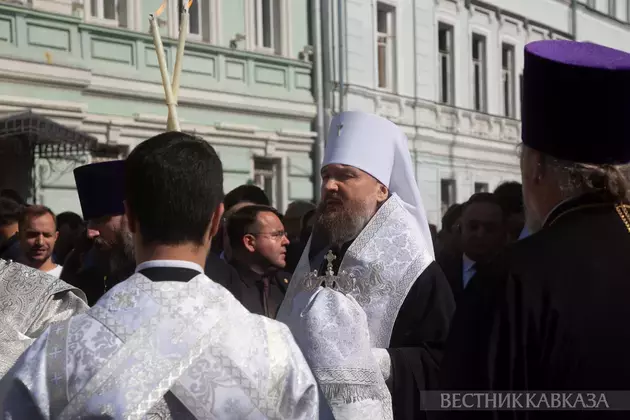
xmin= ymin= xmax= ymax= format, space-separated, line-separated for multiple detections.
xmin=312 ymin=241 xmax=456 ymax=420
xmin=439 ymin=192 xmax=630 ymax=420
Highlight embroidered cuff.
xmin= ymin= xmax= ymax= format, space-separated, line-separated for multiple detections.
xmin=372 ymin=348 xmax=391 ymax=382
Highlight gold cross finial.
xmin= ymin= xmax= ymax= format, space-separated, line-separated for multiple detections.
xmin=325 ymin=250 xmax=337 ymax=275
xmin=337 ymin=123 xmax=343 ymax=136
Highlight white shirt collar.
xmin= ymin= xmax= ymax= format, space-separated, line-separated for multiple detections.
xmin=135 ymin=259 xmax=204 ymax=274
xmin=462 ymin=253 xmax=476 ymax=272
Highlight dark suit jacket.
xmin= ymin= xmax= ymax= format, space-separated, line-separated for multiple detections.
xmin=437 ymin=251 xmax=464 ymax=303
xmin=204 ymin=252 xmax=240 ymax=292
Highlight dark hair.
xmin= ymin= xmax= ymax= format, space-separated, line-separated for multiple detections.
xmin=0 ymin=189 xmax=25 ymax=206
xmin=226 ymin=205 xmax=281 ymax=251
xmin=441 ymin=204 xmax=463 ymax=232
xmin=124 ymin=131 xmax=224 ymax=246
xmin=19 ymin=205 xmax=56 ymax=231
xmin=224 ymin=185 xmax=270 ymax=210
xmin=0 ymin=198 xmax=23 ymax=226
xmin=493 ymin=181 xmax=523 ymax=215
xmin=56 ymin=212 xmax=84 ymax=230
xmin=462 ymin=193 xmax=506 ymax=221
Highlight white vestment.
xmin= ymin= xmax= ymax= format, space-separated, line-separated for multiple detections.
xmin=0 ymin=259 xmax=88 ymax=377
xmin=0 ymin=260 xmax=320 ymax=419
xmin=277 ymin=112 xmax=436 ymax=418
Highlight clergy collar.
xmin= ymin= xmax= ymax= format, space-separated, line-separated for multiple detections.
xmin=135 ymin=259 xmax=204 ymax=274
xmin=542 ymin=192 xmax=618 ymax=229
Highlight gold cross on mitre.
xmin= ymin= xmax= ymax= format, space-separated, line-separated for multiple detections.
xmin=325 ymin=250 xmax=337 ymax=276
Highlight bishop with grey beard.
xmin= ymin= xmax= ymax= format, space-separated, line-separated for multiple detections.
xmin=277 ymin=111 xmax=455 ymax=420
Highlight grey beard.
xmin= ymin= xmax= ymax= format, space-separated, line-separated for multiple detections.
xmin=314 ymin=208 xmax=373 ymax=247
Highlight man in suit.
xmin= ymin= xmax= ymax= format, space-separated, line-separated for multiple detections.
xmin=225 ymin=204 xmax=291 ymax=318
xmin=437 ymin=193 xmax=507 ymax=302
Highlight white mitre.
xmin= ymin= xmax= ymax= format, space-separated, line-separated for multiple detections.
xmin=323 ymin=111 xmax=435 ymax=258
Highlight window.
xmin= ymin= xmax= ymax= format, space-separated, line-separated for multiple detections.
xmin=471 ymin=34 xmax=487 ymax=112
xmin=376 ymin=2 xmax=396 ymax=90
xmin=89 ymin=0 xmax=128 ymax=27
xmin=438 ymin=23 xmax=455 ymax=105
xmin=175 ymin=0 xmax=217 ymax=43
xmin=441 ymin=179 xmax=457 ymax=216
xmin=253 ymin=158 xmax=280 ymax=207
xmin=474 ymin=182 xmax=489 ymax=193
xmin=586 ymin=0 xmax=596 ymax=7
xmin=179 ymin=0 xmax=201 ymax=37
xmin=254 ymin=0 xmax=282 ymax=54
xmin=609 ymin=0 xmax=617 ymax=16
xmin=502 ymin=43 xmax=516 ymax=118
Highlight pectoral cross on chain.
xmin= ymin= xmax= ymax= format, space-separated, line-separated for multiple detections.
xmin=325 ymin=250 xmax=337 ymax=276
xmin=337 ymin=123 xmax=343 ymax=137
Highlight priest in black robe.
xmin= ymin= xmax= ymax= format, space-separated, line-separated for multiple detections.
xmin=277 ymin=111 xmax=455 ymax=419
xmin=439 ymin=40 xmax=630 ymax=419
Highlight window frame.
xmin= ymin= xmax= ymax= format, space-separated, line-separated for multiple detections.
xmin=501 ymin=42 xmax=516 ymax=119
xmin=86 ymin=0 xmax=128 ymax=28
xmin=169 ymin=0 xmax=220 ymax=44
xmin=253 ymin=156 xmax=282 ymax=208
xmin=438 ymin=22 xmax=455 ymax=106
xmin=471 ymin=33 xmax=487 ymax=113
xmin=246 ymin=0 xmax=289 ymax=56
xmin=375 ymin=1 xmax=397 ymax=92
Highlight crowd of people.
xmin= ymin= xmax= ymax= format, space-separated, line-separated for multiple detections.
xmin=0 ymin=39 xmax=627 ymax=419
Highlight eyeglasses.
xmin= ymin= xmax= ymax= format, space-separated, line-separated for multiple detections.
xmin=247 ymin=231 xmax=288 ymax=240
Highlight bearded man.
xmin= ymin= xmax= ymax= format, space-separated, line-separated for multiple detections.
xmin=60 ymin=160 xmax=135 ymax=305
xmin=278 ymin=111 xmax=455 ymax=419
xmin=440 ymin=40 xmax=630 ymax=419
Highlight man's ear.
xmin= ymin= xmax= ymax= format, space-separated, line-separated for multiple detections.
xmin=243 ymin=234 xmax=256 ymax=253
xmin=123 ymin=201 xmax=137 ymax=234
xmin=376 ymin=183 xmax=389 ymax=203
xmin=209 ymin=203 xmax=225 ymax=239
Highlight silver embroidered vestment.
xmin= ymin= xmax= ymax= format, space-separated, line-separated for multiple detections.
xmin=0 ymin=271 xmax=320 ymax=419
xmin=0 ymin=259 xmax=88 ymax=377
xmin=279 ymin=194 xmax=434 ymax=348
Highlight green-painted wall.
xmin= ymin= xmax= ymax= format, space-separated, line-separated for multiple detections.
xmin=0 ymin=2 xmax=316 ymax=210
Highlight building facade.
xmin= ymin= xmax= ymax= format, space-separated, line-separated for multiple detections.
xmin=0 ymin=0 xmax=316 ymax=215
xmin=328 ymin=0 xmax=630 ymax=226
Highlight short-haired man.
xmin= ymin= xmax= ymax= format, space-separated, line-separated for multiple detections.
xmin=437 ymin=193 xmax=507 ymax=303
xmin=0 ymin=197 xmax=22 ymax=261
xmin=0 ymin=132 xmax=320 ymax=418
xmin=226 ymin=204 xmax=291 ymax=318
xmin=440 ymin=40 xmax=630 ymax=412
xmin=18 ymin=205 xmax=62 ymax=277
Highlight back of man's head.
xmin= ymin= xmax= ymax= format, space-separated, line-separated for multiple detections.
xmin=224 ymin=185 xmax=270 ymax=211
xmin=0 ymin=198 xmax=23 ymax=227
xmin=493 ymin=181 xmax=523 ymax=216
xmin=124 ymin=131 xmax=224 ymax=246
xmin=0 ymin=189 xmax=26 ymax=206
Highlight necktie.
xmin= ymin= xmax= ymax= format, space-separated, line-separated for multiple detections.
xmin=261 ymin=275 xmax=270 ymax=317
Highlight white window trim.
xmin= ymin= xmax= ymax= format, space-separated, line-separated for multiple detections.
xmin=168 ymin=0 xmax=220 ymax=44
xmin=374 ymin=1 xmax=397 ymax=92
xmin=436 ymin=18 xmax=456 ymax=106
xmin=470 ymin=31 xmax=488 ymax=113
xmin=244 ymin=0 xmax=290 ymax=56
xmin=85 ymin=0 xmax=132 ymax=28
xmin=251 ymin=154 xmax=287 ymax=211
xmin=609 ymin=0 xmax=617 ymax=16
xmin=501 ymin=42 xmax=517 ymax=119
